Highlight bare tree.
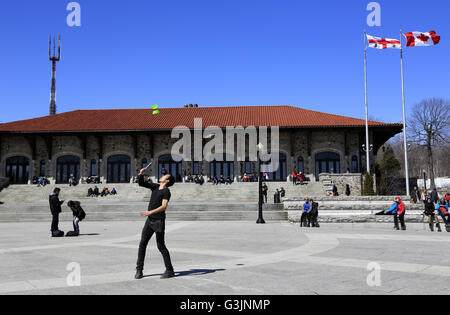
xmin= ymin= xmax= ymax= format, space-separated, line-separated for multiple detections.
xmin=408 ymin=98 xmax=450 ymax=189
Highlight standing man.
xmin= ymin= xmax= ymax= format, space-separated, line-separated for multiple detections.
xmin=49 ymin=188 xmax=64 ymax=237
xmin=135 ymin=168 xmax=175 ymax=280
xmin=395 ymin=197 xmax=406 ymax=231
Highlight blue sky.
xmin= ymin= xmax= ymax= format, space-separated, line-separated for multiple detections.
xmin=0 ymin=0 xmax=448 ymax=124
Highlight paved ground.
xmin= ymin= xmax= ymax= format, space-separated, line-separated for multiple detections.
xmin=1 ymin=220 xmax=450 ymax=295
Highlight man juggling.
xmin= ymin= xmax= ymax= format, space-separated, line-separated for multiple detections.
xmin=135 ymin=163 xmax=176 ymax=280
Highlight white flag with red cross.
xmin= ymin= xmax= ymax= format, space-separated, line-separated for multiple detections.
xmin=403 ymin=31 xmax=441 ymax=47
xmin=366 ymin=34 xmax=401 ymax=49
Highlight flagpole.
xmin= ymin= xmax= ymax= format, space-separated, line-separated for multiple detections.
xmin=400 ymin=29 xmax=410 ymax=198
xmin=364 ymin=30 xmax=370 ymax=175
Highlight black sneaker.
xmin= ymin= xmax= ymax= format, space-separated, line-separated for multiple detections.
xmin=160 ymin=270 xmax=175 ymax=279
xmin=135 ymin=269 xmax=144 ymax=280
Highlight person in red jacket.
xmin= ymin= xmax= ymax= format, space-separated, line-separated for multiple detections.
xmin=394 ymin=197 xmax=406 ymax=231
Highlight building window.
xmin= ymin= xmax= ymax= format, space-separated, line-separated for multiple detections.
xmin=351 ymin=155 xmax=358 ymax=173
xmin=39 ymin=160 xmax=46 ymax=177
xmin=107 ymin=155 xmax=131 ymax=183
xmin=193 ymin=162 xmax=200 ymax=175
xmin=5 ymin=156 xmax=29 ymax=184
xmin=158 ymin=154 xmax=182 ymax=182
xmin=297 ymin=156 xmax=304 ymax=173
xmin=244 ymin=158 xmax=252 ymax=174
xmin=90 ymin=159 xmax=97 ymax=176
xmin=56 ymin=155 xmax=80 ymax=184
xmin=209 ymin=154 xmax=234 ymax=179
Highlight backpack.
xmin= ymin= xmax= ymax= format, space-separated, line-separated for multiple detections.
xmin=440 ymin=206 xmax=448 ymax=216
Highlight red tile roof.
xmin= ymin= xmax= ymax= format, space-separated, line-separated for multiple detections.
xmin=0 ymin=106 xmax=401 ymax=133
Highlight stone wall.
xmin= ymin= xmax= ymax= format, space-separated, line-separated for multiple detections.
xmin=319 ymin=173 xmax=363 ymax=196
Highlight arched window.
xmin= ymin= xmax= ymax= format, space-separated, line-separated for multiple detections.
xmin=315 ymin=152 xmax=340 ymax=180
xmin=261 ymin=153 xmax=287 ymax=182
xmin=158 ymin=154 xmax=182 ymax=182
xmin=209 ymin=154 xmax=234 ymax=179
xmin=351 ymin=155 xmax=358 ymax=173
xmin=5 ymin=156 xmax=29 ymax=184
xmin=107 ymin=155 xmax=131 ymax=183
xmin=39 ymin=160 xmax=46 ymax=177
xmin=90 ymin=159 xmax=97 ymax=176
xmin=297 ymin=156 xmax=304 ymax=174
xmin=56 ymin=155 xmax=80 ymax=184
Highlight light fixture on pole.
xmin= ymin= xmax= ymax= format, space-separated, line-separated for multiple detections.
xmin=256 ymin=142 xmax=265 ymax=224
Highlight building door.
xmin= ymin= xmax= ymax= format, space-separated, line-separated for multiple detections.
xmin=107 ymin=155 xmax=131 ymax=183
xmin=158 ymin=154 xmax=182 ymax=182
xmin=315 ymin=152 xmax=340 ymax=180
xmin=56 ymin=156 xmax=80 ymax=184
xmin=5 ymin=156 xmax=29 ymax=184
xmin=261 ymin=153 xmax=287 ymax=182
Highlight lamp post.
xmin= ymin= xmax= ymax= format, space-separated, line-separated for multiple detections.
xmin=256 ymin=143 xmax=265 ymax=224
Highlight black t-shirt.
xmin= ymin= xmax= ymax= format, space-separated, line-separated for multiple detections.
xmin=139 ymin=175 xmax=171 ymax=220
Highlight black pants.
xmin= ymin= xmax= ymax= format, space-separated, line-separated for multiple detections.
xmin=440 ymin=213 xmax=449 ymax=225
xmin=51 ymin=214 xmax=59 ymax=232
xmin=300 ymin=212 xmax=309 ymax=227
xmin=136 ymin=219 xmax=173 ymax=272
xmin=263 ymin=193 xmax=267 ymax=203
xmin=394 ymin=213 xmax=406 ymax=229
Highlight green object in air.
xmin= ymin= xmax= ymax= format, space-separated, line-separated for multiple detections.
xmin=151 ymin=104 xmax=160 ymax=114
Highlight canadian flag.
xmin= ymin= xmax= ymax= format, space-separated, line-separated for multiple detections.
xmin=403 ymin=31 xmax=441 ymax=47
xmin=366 ymin=35 xmax=401 ymax=49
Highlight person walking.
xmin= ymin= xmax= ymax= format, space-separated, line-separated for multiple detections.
xmin=424 ymin=198 xmax=441 ymax=232
xmin=411 ymin=186 xmax=421 ymax=204
xmin=135 ymin=168 xmax=175 ymax=280
xmin=49 ymin=188 xmax=64 ymax=237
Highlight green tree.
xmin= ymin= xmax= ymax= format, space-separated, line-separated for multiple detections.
xmin=377 ymin=145 xmax=401 ymax=195
xmin=363 ymin=172 xmax=375 ymax=196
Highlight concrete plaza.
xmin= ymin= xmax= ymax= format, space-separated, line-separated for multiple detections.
xmin=1 ymin=220 xmax=450 ymax=295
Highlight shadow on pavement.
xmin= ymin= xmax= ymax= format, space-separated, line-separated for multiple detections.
xmin=144 ymin=268 xmax=226 ymax=278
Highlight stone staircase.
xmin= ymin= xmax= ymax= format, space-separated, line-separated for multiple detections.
xmin=0 ymin=183 xmax=288 ymax=222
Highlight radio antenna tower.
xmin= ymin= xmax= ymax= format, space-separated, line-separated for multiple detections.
xmin=49 ymin=35 xmax=61 ymax=115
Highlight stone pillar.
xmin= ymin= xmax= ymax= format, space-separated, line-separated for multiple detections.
xmin=130 ymin=158 xmax=137 ymax=183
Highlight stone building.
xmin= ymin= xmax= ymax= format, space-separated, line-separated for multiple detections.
xmin=0 ymin=105 xmax=402 ymax=185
